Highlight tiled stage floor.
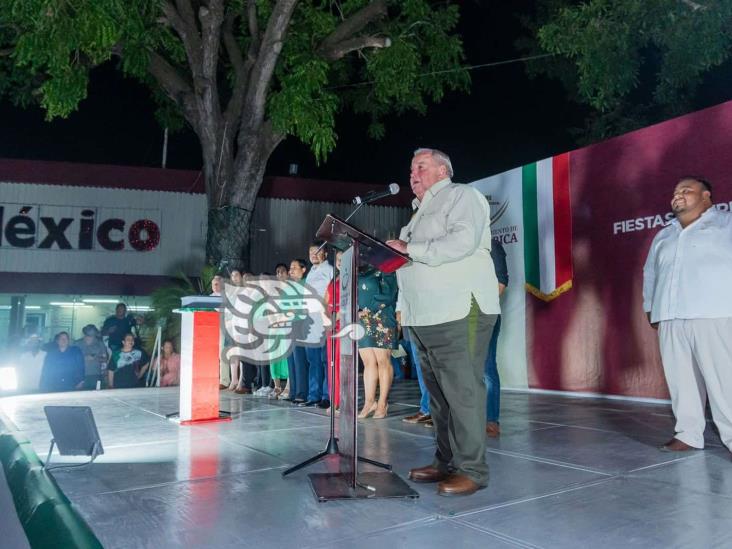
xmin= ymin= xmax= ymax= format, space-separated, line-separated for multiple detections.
xmin=1 ymin=382 xmax=731 ymax=548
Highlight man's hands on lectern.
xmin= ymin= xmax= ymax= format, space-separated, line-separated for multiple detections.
xmin=386 ymin=239 xmax=408 ymax=255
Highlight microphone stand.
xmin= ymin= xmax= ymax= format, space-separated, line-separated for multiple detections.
xmin=282 ymin=198 xmax=391 ymax=477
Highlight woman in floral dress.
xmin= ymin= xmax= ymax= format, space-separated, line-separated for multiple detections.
xmin=356 ymin=266 xmax=398 ymax=419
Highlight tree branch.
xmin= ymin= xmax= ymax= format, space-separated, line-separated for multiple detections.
xmin=317 ymin=0 xmax=388 ymax=54
xmin=260 ymin=119 xmax=285 ymax=159
xmin=161 ymin=0 xmax=203 ymax=80
xmin=319 ymin=35 xmax=391 ymax=61
xmin=175 ymin=0 xmax=199 ymax=32
xmin=199 ymin=0 xmax=225 ymax=82
xmin=241 ymin=0 xmax=298 ymax=131
xmin=146 ymin=50 xmax=200 ymax=132
xmin=223 ymin=11 xmax=249 ymax=126
xmin=247 ymin=0 xmax=260 ymax=45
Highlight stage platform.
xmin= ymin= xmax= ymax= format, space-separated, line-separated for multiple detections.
xmin=1 ymin=382 xmax=731 ymax=548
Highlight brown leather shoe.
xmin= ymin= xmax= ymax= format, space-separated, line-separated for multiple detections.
xmin=234 ymin=386 xmax=251 ymax=395
xmin=408 ymin=465 xmax=449 ymax=483
xmin=219 ymin=384 xmax=228 ymax=390
xmin=423 ymin=418 xmax=434 ymax=428
xmin=437 ymin=474 xmax=484 ymax=497
xmin=660 ymin=438 xmax=698 ymax=452
xmin=403 ymin=412 xmax=431 ymax=424
xmin=486 ymin=422 xmax=501 ymax=437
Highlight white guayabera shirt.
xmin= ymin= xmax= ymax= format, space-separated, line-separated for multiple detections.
xmin=643 ymin=207 xmax=732 ymax=323
xmin=396 ymin=177 xmax=500 ymax=327
xmin=306 ymin=261 xmax=334 ymax=298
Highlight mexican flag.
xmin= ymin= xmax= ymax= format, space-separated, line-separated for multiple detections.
xmin=521 ymin=153 xmax=573 ymax=301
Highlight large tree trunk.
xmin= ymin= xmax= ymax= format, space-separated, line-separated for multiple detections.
xmin=206 ymin=204 xmax=252 ymax=272
xmin=204 ymin=128 xmax=277 ymax=272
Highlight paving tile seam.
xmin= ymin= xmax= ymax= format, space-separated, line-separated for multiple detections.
xmin=213 ymin=424 xmax=326 ymax=436
xmin=483 ymin=447 xmax=613 ymax=476
xmin=221 ymin=403 xmax=285 ymax=414
xmin=615 ymin=472 xmax=732 ymax=502
xmin=379 ymin=427 xmax=435 ymax=442
xmin=554 ymin=423 xmax=669 ymax=437
xmin=452 ymin=475 xmax=619 ymax=519
xmin=108 ymin=395 xmax=176 ymax=421
xmin=625 ymin=451 xmax=707 ymax=474
xmin=89 ymin=462 xmax=289 ymax=496
xmin=301 ymin=516 xmax=441 ymax=549
xmin=447 ymin=518 xmax=543 ymax=549
xmin=211 ymin=427 xmax=362 ymax=464
xmin=524 ymin=425 xmax=566 ymax=433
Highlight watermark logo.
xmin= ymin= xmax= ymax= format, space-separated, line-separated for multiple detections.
xmin=222 ymin=278 xmax=364 ymax=365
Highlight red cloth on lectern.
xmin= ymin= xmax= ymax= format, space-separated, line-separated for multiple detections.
xmin=325 ymin=280 xmax=340 ymax=408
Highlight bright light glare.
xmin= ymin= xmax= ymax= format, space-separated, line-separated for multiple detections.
xmin=0 ymin=367 xmax=18 ymax=391
xmin=82 ymin=299 xmax=120 ymax=304
xmin=127 ymin=306 xmax=153 ymax=311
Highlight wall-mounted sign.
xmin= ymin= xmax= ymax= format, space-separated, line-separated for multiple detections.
xmin=0 ymin=204 xmax=161 ymax=252
xmin=0 ymin=183 xmax=206 ymax=276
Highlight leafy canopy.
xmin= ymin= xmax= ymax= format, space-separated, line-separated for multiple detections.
xmin=2 ymin=0 xmax=468 ymax=161
xmin=537 ymin=0 xmax=732 ymax=112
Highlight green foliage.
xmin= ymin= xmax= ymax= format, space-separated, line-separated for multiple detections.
xmin=148 ymin=264 xmax=218 ymax=344
xmin=537 ymin=0 xmax=732 ymax=112
xmin=1 ymin=0 xmax=467 ymax=159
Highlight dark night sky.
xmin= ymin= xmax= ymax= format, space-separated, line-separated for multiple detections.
xmin=1 ymin=2 xmax=730 ymax=185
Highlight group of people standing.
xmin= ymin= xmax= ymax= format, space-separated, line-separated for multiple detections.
xmin=28 ymin=302 xmax=181 ymax=393
xmin=215 ymin=241 xmax=403 ymax=419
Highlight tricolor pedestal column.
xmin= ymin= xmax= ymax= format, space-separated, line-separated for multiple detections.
xmin=177 ymin=310 xmax=230 ymax=425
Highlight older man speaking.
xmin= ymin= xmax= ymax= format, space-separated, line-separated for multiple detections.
xmin=387 ymin=148 xmax=499 ymax=496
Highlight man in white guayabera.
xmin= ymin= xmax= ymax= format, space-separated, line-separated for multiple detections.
xmin=643 ymin=176 xmax=732 ymax=455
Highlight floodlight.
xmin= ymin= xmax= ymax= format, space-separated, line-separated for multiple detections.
xmin=43 ymin=406 xmax=104 ymax=470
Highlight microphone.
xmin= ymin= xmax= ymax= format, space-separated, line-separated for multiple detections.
xmin=353 ymin=183 xmax=400 ymax=205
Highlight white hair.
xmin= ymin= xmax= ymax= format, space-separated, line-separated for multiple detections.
xmin=413 ymin=148 xmax=454 ymax=178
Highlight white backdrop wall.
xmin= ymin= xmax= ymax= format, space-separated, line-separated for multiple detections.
xmin=470 ymin=170 xmax=529 ymax=389
xmin=0 ymin=182 xmax=207 ymax=276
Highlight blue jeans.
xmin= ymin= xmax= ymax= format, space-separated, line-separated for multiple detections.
xmin=292 ymin=346 xmax=309 ymax=400
xmin=484 ymin=315 xmax=501 ymax=423
xmin=404 ymin=329 xmax=430 ymax=415
xmin=391 ymin=356 xmax=404 ymax=380
xmin=306 ymin=345 xmax=326 ymax=402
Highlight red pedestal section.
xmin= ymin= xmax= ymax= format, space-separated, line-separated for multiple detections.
xmin=179 ymin=310 xmax=230 ymax=424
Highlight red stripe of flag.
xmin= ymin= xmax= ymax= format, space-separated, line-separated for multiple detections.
xmin=552 ymin=153 xmax=573 ymax=286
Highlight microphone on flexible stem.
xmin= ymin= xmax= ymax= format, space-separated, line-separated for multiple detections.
xmin=353 ymin=183 xmax=400 ymax=205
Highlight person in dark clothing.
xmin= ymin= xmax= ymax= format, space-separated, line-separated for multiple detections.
xmin=107 ymin=333 xmax=150 ymax=389
xmin=74 ymin=324 xmax=108 ymax=390
xmin=485 ymin=239 xmax=509 ymax=437
xmin=101 ymin=303 xmax=138 ymax=351
xmin=39 ymin=332 xmax=85 ymax=392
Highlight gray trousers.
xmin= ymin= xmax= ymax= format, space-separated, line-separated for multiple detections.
xmin=410 ymin=301 xmax=496 ymax=485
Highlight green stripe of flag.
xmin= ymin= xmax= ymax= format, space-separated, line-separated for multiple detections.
xmin=522 ymin=163 xmax=540 ymax=289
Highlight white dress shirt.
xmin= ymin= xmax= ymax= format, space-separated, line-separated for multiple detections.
xmin=643 ymin=207 xmax=732 ymax=323
xmin=396 ymin=178 xmax=499 ymax=326
xmin=305 ymin=261 xmax=334 ymax=298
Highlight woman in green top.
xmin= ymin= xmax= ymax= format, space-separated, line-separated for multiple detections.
xmin=357 ymin=266 xmax=398 ymax=419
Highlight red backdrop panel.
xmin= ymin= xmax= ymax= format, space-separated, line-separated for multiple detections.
xmin=529 ymin=101 xmax=732 ymax=397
